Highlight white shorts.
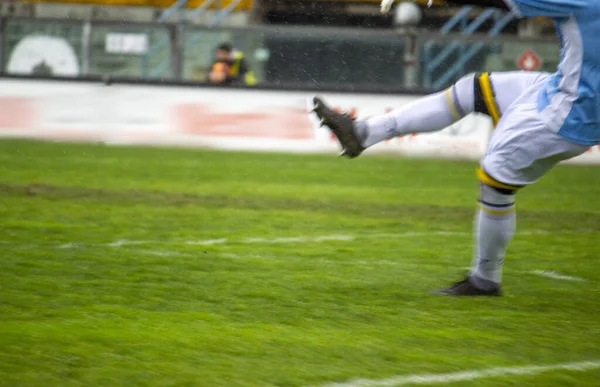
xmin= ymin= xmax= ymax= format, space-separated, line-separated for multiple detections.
xmin=481 ymin=80 xmax=588 ymax=187
xmin=490 ymin=71 xmax=549 ymax=116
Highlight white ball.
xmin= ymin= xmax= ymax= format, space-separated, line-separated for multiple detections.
xmin=394 ymin=2 xmax=422 ymax=26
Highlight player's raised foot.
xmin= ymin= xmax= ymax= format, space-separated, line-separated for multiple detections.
xmin=312 ymin=96 xmax=365 ymax=158
xmin=433 ymin=276 xmax=502 ymax=296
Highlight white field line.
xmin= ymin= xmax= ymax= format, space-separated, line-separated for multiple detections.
xmin=529 ymin=270 xmax=587 ymax=282
xmin=1 ymin=229 xmax=596 ymax=250
xmin=95 ymin=248 xmax=404 ymax=267
xmin=127 ymin=250 xmax=588 ymax=277
xmin=244 ymin=235 xmax=355 ymax=244
xmin=58 ymin=242 xmax=79 ymax=249
xmin=217 ymin=252 xmax=272 ymax=260
xmin=3 ymin=231 xmax=469 ymax=250
xmin=186 ymin=238 xmax=228 ymax=246
xmin=66 ymin=231 xmax=488 ymax=248
xmin=205 ymin=255 xmax=592 ymax=276
xmin=311 ymin=359 xmax=600 ymax=387
xmin=91 ymin=229 xmax=599 ymax=248
xmin=134 ymin=250 xmax=403 ymax=266
xmin=137 ymin=249 xmax=196 ymax=258
xmin=212 ymin=252 xmax=403 ymax=266
xmin=105 ymin=240 xmax=152 ymax=248
xmin=460 ymin=268 xmax=589 ymax=283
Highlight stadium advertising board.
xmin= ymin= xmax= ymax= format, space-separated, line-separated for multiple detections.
xmin=0 ymin=78 xmax=598 ymax=164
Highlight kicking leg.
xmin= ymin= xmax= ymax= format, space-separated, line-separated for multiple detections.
xmin=313 ymin=71 xmax=549 ymax=157
xmin=358 ymin=71 xmax=549 ymax=147
xmin=356 ymin=74 xmax=475 ymax=147
xmin=312 ymin=73 xmax=476 ymax=157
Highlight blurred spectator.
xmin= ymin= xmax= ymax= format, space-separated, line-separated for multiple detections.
xmin=209 ymin=42 xmax=257 ymax=86
xmin=32 ymin=61 xmax=53 ymax=76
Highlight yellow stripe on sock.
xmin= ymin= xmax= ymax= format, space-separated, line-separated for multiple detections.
xmin=476 ymin=167 xmax=522 ymax=191
xmin=478 ymin=73 xmax=501 ymax=126
xmin=478 ymin=204 xmax=515 ymax=216
xmin=445 ymin=88 xmax=461 ymax=121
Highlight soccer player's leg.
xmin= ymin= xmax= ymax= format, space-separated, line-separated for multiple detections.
xmin=435 ymin=94 xmax=588 ymax=296
xmin=433 ymin=179 xmax=516 ymax=296
xmin=311 ymin=73 xmax=477 ymax=157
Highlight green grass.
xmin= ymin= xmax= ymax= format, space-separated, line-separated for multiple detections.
xmin=0 ymin=139 xmax=599 ymax=387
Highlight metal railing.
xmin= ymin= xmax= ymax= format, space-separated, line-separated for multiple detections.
xmin=187 ymin=0 xmax=216 ymax=22
xmin=0 ymin=17 xmax=559 ymax=93
xmin=158 ymin=0 xmax=189 ymax=23
xmin=424 ymin=6 xmax=515 ymax=89
xmin=152 ymin=0 xmax=243 ymax=79
xmin=210 ymin=0 xmax=243 ymax=27
xmin=159 ymin=0 xmax=242 ymax=24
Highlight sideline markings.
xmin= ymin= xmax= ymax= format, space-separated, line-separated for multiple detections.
xmin=529 ymin=270 xmax=586 ymax=282
xmin=2 ymin=229 xmax=596 ymax=250
xmin=311 ymin=359 xmax=600 ymax=387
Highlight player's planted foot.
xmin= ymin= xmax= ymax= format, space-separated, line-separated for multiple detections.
xmin=312 ymin=96 xmax=365 ymax=158
xmin=433 ymin=276 xmax=502 ymax=296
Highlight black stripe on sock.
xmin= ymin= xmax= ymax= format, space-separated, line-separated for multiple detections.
xmin=478 ymin=200 xmax=515 ymax=209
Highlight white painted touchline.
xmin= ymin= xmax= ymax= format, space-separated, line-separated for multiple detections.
xmin=244 ymin=235 xmax=356 ymax=244
xmin=311 ymin=359 xmax=600 ymax=387
xmin=96 ymin=230 xmax=597 ymax=248
xmin=460 ymin=268 xmax=588 ymax=283
xmin=105 ymin=239 xmax=150 ymax=247
xmin=138 ymin=250 xmax=196 ymax=258
xmin=58 ymin=242 xmax=79 ymax=249
xmin=232 ymin=231 xmax=470 ymax=245
xmin=529 ymin=270 xmax=587 ymax=282
xmin=186 ymin=238 xmax=228 ymax=246
xmin=244 ymin=236 xmax=318 ymax=244
xmin=2 ymin=229 xmax=596 ymax=250
xmin=459 ymin=269 xmax=589 ymax=283
xmin=57 ymin=231 xmax=473 ymax=250
xmin=369 ymin=232 xmax=466 ymax=238
xmin=117 ymin=248 xmax=407 ymax=266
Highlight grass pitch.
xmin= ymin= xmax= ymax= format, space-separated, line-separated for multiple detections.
xmin=0 ymin=139 xmax=599 ymax=387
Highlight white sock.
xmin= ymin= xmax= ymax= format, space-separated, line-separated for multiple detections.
xmin=355 ymin=74 xmax=475 ymax=148
xmin=471 ymin=184 xmax=516 ymax=287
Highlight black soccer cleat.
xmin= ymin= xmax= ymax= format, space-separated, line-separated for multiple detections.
xmin=312 ymin=96 xmax=365 ymax=158
xmin=433 ymin=276 xmax=502 ymax=297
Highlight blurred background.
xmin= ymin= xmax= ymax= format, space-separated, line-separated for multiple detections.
xmin=2 ymin=4 xmax=600 ymax=386
xmin=0 ymin=0 xmax=560 ymax=92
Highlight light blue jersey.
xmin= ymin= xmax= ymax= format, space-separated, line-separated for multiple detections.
xmin=506 ymin=0 xmax=600 ymax=146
